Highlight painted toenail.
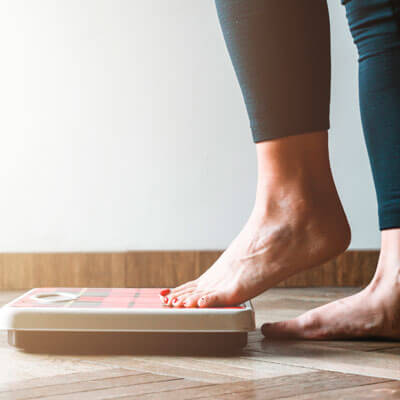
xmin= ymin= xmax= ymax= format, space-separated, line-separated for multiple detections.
xmin=160 ymin=288 xmax=170 ymax=296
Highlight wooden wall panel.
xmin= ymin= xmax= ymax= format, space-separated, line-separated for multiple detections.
xmin=0 ymin=250 xmax=378 ymax=290
xmin=0 ymin=253 xmax=125 ymax=289
xmin=125 ymin=251 xmax=198 ymax=288
xmin=277 ymin=250 xmax=379 ymax=288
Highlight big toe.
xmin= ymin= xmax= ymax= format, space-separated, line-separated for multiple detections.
xmin=170 ymin=280 xmax=196 ymax=295
xmin=262 ymin=295 xmax=380 ymax=340
xmin=261 ymin=319 xmax=306 ymax=340
xmin=197 ymin=290 xmax=234 ymax=308
xmin=159 ymin=281 xmax=197 ymax=305
xmin=262 ymin=306 xmax=342 ymax=340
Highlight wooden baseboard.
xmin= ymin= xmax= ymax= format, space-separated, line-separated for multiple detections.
xmin=0 ymin=250 xmax=379 ymax=290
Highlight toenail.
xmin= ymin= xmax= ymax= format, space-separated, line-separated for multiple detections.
xmin=261 ymin=323 xmax=271 ymax=333
xmin=160 ymin=288 xmax=170 ymax=296
xmin=172 ymin=298 xmax=178 ymax=304
xmin=163 ymin=297 xmax=169 ymax=304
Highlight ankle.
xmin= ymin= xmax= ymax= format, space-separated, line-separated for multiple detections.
xmin=370 ymin=229 xmax=400 ymax=287
xmin=253 ymin=130 xmax=351 ymax=254
xmin=253 ymin=174 xmax=348 ymax=224
xmin=381 ymin=229 xmax=400 ymax=261
xmin=251 ymin=189 xmax=351 ymax=253
xmin=255 ymin=130 xmax=341 ymax=213
xmin=371 ymin=258 xmax=400 ymax=292
xmin=256 ymin=130 xmax=330 ymax=182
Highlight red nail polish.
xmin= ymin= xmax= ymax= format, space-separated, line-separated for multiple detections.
xmin=172 ymin=298 xmax=178 ymax=304
xmin=164 ymin=296 xmax=169 ymax=303
xmin=160 ymin=288 xmax=170 ymax=296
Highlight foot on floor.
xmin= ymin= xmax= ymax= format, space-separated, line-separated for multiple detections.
xmin=261 ymin=265 xmax=400 ymax=340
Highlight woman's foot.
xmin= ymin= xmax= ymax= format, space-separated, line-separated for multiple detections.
xmin=262 ymin=230 xmax=400 ymax=340
xmin=160 ymin=131 xmax=351 ymax=308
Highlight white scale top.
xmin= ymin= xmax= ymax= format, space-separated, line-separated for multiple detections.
xmin=0 ymin=288 xmax=256 ymax=333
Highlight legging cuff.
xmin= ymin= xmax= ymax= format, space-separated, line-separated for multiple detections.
xmin=379 ymin=212 xmax=400 ymax=230
xmin=252 ymin=122 xmax=330 ymax=143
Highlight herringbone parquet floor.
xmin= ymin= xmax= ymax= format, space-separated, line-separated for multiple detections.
xmin=1 ymin=288 xmax=400 ymax=399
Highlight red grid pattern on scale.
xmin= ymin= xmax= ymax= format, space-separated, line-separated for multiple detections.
xmin=10 ymin=288 xmax=245 ymax=309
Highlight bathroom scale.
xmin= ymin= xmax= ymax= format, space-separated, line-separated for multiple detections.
xmin=0 ymin=288 xmax=255 ymax=354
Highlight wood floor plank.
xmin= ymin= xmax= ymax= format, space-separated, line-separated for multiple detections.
xmin=37 ymin=378 xmax=209 ymax=400
xmin=77 ymin=357 xmax=243 ymax=383
xmin=126 ymin=371 xmax=386 ymax=400
xmin=249 ymin=339 xmax=400 ymax=353
xmin=254 ymin=287 xmax=360 ymax=301
xmin=76 ymin=355 xmax=280 ymax=381
xmin=0 ymin=369 xmax=141 ymax=393
xmin=0 ymin=373 xmax=168 ymax=400
xmin=253 ymin=298 xmax=330 ymax=311
xmin=309 ymin=341 xmax=400 ymax=352
xmin=378 ymin=347 xmax=400 ymax=355
xmin=0 ymin=348 xmax=109 ymax=385
xmin=285 ymin=380 xmax=400 ymax=400
xmin=243 ymin=342 xmax=400 ymax=380
xmin=83 ymin=355 xmax=315 ymax=381
xmin=247 ymin=331 xmax=400 ymax=352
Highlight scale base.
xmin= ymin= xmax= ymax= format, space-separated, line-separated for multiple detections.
xmin=8 ymin=330 xmax=248 ymax=355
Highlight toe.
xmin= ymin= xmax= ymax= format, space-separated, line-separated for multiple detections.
xmin=171 ymin=296 xmax=184 ymax=307
xmin=171 ymin=292 xmax=193 ymax=307
xmin=160 ymin=283 xmax=198 ymax=306
xmin=261 ymin=319 xmax=305 ymax=339
xmin=183 ymin=292 xmax=206 ymax=308
xmin=262 ymin=307 xmax=332 ymax=340
xmin=159 ymin=294 xmax=171 ymax=306
xmin=197 ymin=290 xmax=232 ymax=308
xmin=170 ymin=280 xmax=196 ymax=294
xmin=168 ymin=287 xmax=199 ymax=306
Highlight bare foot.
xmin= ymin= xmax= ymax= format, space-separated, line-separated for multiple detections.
xmin=262 ymin=233 xmax=400 ymax=340
xmin=160 ymin=132 xmax=351 ymax=308
xmin=261 ymin=275 xmax=400 ymax=340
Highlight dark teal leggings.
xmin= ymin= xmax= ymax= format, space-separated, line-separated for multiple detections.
xmin=214 ymin=0 xmax=400 ymax=231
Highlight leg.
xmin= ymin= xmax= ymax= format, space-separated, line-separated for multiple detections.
xmin=211 ymin=0 xmax=331 ymax=143
xmin=160 ymin=0 xmax=351 ymax=308
xmin=262 ymin=0 xmax=400 ymax=340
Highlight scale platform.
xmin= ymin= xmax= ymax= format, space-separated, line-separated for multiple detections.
xmin=0 ymin=288 xmax=255 ymax=354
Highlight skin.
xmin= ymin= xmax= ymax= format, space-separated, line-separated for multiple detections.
xmin=261 ymin=229 xmax=400 ymax=340
xmin=160 ymin=130 xmax=400 ymax=340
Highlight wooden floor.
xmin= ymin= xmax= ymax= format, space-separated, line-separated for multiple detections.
xmin=1 ymin=288 xmax=400 ymax=399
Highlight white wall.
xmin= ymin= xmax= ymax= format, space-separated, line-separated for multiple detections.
xmin=0 ymin=0 xmax=380 ymax=251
